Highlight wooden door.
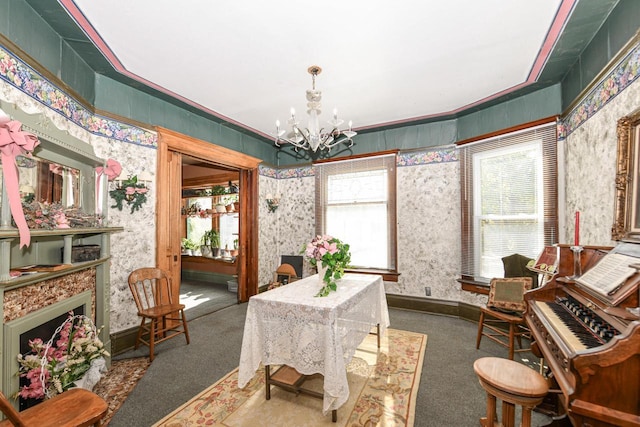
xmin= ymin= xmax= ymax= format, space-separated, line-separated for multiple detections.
xmin=156 ymin=148 xmax=182 ymax=297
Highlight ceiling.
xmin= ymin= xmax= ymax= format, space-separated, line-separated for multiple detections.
xmin=25 ymin=0 xmax=619 ymax=144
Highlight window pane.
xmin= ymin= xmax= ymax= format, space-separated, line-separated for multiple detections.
xmin=186 ymin=198 xmax=212 ymax=246
xmin=326 ymin=204 xmax=388 ymax=269
xmin=328 ymin=170 xmax=388 ymax=204
xmin=220 ymin=214 xmax=239 ymax=250
xmin=473 ymin=142 xmax=544 ymax=279
xmin=478 ymin=218 xmax=541 ymax=278
xmin=316 ymin=153 xmax=397 ymax=272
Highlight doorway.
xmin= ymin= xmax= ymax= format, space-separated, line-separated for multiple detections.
xmin=155 ymin=127 xmax=261 ymax=304
xmin=180 ymin=156 xmax=240 ymax=317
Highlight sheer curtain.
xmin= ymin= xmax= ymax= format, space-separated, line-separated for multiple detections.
xmin=315 ymin=153 xmax=397 ymax=271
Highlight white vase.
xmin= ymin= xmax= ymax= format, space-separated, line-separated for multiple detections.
xmin=317 ymin=264 xmax=329 ymax=284
xmin=74 ymin=357 xmax=107 ymax=391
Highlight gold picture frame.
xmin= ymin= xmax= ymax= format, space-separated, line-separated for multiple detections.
xmin=613 ymin=108 xmax=640 ymax=241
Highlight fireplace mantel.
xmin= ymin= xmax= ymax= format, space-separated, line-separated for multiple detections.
xmin=0 ymin=101 xmax=119 ymax=410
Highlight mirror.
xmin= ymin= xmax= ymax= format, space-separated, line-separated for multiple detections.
xmin=613 ymin=108 xmax=640 ymax=241
xmin=0 ymin=156 xmax=80 ymax=207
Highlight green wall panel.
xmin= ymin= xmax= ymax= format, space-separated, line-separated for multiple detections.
xmin=95 ymin=74 xmax=269 ymax=161
xmin=60 ymin=42 xmax=95 ymax=104
xmin=561 ymin=0 xmax=640 ymax=111
xmin=3 ymin=1 xmax=61 ymax=75
xmin=457 ymin=84 xmax=561 ymax=141
xmin=1 ymin=0 xmax=96 ymax=104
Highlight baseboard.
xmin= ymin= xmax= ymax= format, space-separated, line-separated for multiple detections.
xmin=386 ymin=293 xmax=481 ymax=323
xmin=110 ymin=325 xmax=140 ymax=356
xmin=181 ymin=270 xmax=233 ymax=284
xmin=111 ymin=294 xmax=483 ymax=355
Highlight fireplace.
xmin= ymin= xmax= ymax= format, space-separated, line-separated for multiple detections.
xmin=2 ymin=270 xmax=98 ymax=411
xmin=17 ymin=302 xmax=87 ymax=410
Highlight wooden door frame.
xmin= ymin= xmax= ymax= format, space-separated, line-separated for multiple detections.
xmin=156 ymin=127 xmax=261 ymax=302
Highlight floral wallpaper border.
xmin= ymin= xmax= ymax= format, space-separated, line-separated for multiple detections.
xmin=559 ymin=40 xmax=640 ymax=140
xmin=0 ymin=44 xmax=157 ymax=148
xmin=259 ymin=147 xmax=460 ymax=178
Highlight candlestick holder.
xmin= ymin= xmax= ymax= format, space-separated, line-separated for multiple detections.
xmin=569 ymin=245 xmax=583 ymax=279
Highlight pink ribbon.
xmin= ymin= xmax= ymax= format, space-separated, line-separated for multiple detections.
xmin=0 ymin=117 xmax=40 ymax=248
xmin=95 ymin=159 xmax=122 ymax=215
xmin=96 ymin=158 xmax=122 ymax=181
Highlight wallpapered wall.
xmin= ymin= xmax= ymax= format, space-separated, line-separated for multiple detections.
xmin=1 ymin=39 xmax=639 ymax=333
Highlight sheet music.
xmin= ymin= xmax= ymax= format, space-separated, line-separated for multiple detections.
xmin=576 ymin=253 xmax=639 ymax=296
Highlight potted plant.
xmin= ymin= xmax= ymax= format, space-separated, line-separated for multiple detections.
xmin=230 ymin=238 xmax=239 ymax=257
xmin=215 ymin=201 xmax=227 ymax=213
xmin=200 ymin=233 xmax=212 ymax=257
xmin=181 ymin=238 xmax=198 ymax=255
xmin=204 ymin=229 xmax=221 ymax=257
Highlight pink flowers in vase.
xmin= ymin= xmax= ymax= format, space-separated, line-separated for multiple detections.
xmin=303 ymin=235 xmax=351 ymax=297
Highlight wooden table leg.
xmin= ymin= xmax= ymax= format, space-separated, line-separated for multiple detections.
xmin=265 ymin=365 xmax=271 ymax=400
xmin=332 ymin=409 xmax=337 ymax=423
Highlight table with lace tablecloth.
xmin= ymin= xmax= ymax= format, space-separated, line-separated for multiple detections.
xmin=237 ymin=273 xmax=390 ymax=415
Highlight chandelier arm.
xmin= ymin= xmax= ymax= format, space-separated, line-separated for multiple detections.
xmin=324 ymin=133 xmax=355 ymax=149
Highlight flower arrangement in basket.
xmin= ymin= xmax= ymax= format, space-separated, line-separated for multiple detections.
xmin=302 ymin=235 xmax=351 ymax=297
xmin=15 ymin=312 xmax=109 ymax=401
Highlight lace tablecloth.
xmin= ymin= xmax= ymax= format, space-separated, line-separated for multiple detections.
xmin=237 ymin=273 xmax=390 ymax=413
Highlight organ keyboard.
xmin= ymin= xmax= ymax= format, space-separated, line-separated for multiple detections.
xmin=524 ymin=244 xmax=640 ymax=427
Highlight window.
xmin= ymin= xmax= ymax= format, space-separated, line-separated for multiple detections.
xmin=459 ymin=120 xmax=557 ymax=281
xmin=185 ymin=197 xmax=238 ymax=251
xmin=315 ymin=153 xmax=397 ymax=271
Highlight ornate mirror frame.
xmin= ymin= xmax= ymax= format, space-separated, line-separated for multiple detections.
xmin=613 ymin=108 xmax=640 ymax=241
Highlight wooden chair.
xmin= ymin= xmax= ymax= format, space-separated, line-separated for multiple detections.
xmin=476 ymin=277 xmax=533 ymax=360
xmin=0 ymin=388 xmax=108 ymax=426
xmin=128 ymin=267 xmax=190 ymax=362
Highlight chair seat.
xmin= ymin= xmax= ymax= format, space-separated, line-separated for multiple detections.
xmin=138 ymin=303 xmax=186 ymax=318
xmin=0 ymin=388 xmax=108 ymax=427
xmin=480 ymin=306 xmax=524 ymax=322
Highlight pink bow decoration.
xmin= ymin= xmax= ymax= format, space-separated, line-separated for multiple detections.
xmin=96 ymin=158 xmax=122 ymax=181
xmin=0 ymin=116 xmax=40 ymax=248
xmin=95 ymin=159 xmax=122 ymax=216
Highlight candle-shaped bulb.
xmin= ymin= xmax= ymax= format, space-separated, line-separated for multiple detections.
xmin=574 ymin=211 xmax=580 ymax=247
xmin=333 ymin=108 xmax=338 ymax=120
xmin=290 ymin=108 xmax=296 ymax=118
xmin=276 ymin=120 xmax=280 ymax=129
xmin=348 ymin=120 xmax=353 ymax=131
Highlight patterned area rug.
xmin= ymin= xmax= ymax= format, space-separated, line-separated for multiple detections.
xmin=153 ymin=328 xmax=427 ymax=427
xmin=93 ymin=357 xmax=151 ymax=426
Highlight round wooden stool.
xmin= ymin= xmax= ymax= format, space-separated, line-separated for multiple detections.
xmin=473 ymin=357 xmax=548 ymax=427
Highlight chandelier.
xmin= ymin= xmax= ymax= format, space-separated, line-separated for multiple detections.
xmin=275 ymin=65 xmax=356 ymax=152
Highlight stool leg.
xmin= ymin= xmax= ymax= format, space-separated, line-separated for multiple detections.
xmin=502 ymin=400 xmax=515 ymax=427
xmin=481 ymin=391 xmax=496 ymax=427
xmin=521 ymin=406 xmax=533 ymax=427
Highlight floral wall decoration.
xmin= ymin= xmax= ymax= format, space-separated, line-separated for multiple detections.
xmin=109 ymin=175 xmax=150 ymax=214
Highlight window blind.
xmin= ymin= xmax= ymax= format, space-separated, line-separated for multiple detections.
xmin=458 ymin=120 xmax=558 ymax=281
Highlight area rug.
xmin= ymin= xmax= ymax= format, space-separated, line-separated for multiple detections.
xmin=153 ymin=328 xmax=427 ymax=427
xmin=93 ymin=357 xmax=151 ymax=426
